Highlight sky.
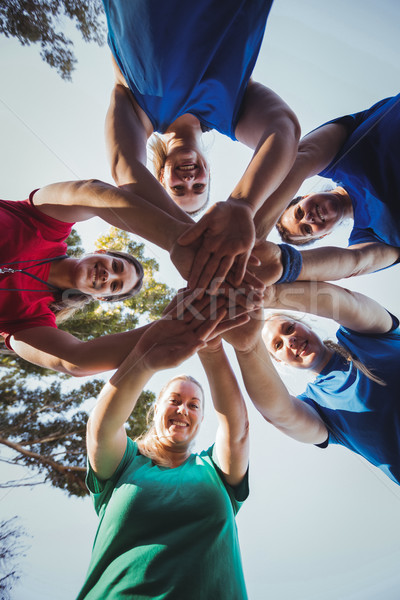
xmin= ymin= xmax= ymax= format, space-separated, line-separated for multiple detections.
xmin=1 ymin=1 xmax=400 ymax=599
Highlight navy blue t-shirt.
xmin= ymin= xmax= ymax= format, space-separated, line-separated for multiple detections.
xmin=102 ymin=0 xmax=273 ymax=139
xmin=318 ymin=94 xmax=400 ymax=248
xmin=298 ymin=319 xmax=400 ymax=484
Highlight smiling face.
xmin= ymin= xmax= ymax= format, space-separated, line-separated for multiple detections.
xmin=154 ymin=379 xmax=204 ymax=449
xmin=160 ymin=148 xmax=210 ymax=213
xmin=72 ymin=251 xmax=140 ymax=299
xmin=262 ymin=316 xmax=331 ymax=373
xmin=279 ymin=191 xmax=346 ymax=242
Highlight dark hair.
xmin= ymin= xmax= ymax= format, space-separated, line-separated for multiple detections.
xmin=51 ymin=250 xmax=144 ymax=323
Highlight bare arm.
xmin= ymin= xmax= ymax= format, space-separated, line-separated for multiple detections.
xmin=254 ymin=121 xmax=349 ymax=239
xmin=177 ymin=81 xmax=301 ymax=289
xmin=33 ymin=179 xmax=187 ymax=253
xmin=249 ymin=240 xmax=400 ymax=286
xmin=299 ymin=242 xmax=400 ymax=281
xmin=198 ymin=342 xmax=249 ymax=486
xmin=235 ymin=337 xmax=328 ymax=444
xmin=10 ymin=325 xmax=152 ymax=377
xmin=105 ymin=83 xmax=193 ymax=224
xmin=264 ymin=280 xmax=393 ymax=334
xmin=87 ymin=297 xmax=229 ymax=479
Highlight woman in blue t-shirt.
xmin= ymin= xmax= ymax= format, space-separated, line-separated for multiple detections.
xmin=226 ymin=280 xmax=400 ymax=485
xmin=253 ymin=95 xmax=400 ymax=284
xmin=102 ymin=0 xmax=300 ymax=291
xmin=77 ymin=295 xmax=250 ymax=599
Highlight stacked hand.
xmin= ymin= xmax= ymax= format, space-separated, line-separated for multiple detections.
xmin=177 ymin=200 xmax=257 ymax=292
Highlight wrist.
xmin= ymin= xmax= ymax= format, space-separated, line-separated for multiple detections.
xmin=276 ymin=244 xmax=303 ymax=283
xmin=227 ymin=196 xmax=257 ymax=217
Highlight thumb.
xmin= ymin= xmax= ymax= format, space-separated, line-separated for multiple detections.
xmin=177 ymin=218 xmax=209 ymax=246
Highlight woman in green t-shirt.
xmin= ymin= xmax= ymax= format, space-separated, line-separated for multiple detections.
xmin=77 ymin=296 xmax=250 ymax=599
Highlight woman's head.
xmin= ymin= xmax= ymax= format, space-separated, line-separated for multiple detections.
xmin=52 ymin=249 xmax=144 ymax=322
xmin=150 ymin=134 xmax=210 ymax=215
xmin=262 ymin=313 xmax=331 ymax=373
xmin=66 ymin=249 xmax=144 ymax=301
xmin=154 ymin=375 xmax=205 ymax=448
xmin=276 ymin=187 xmax=351 ymax=246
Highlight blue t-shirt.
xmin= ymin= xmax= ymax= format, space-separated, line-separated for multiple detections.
xmin=298 ymin=321 xmax=400 ymax=484
xmin=102 ymin=0 xmax=273 ymax=139
xmin=319 ymin=94 xmax=400 ymax=248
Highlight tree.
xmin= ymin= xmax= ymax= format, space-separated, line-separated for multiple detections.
xmin=0 ymin=228 xmax=175 ymax=496
xmin=0 ymin=517 xmax=29 ymax=600
xmin=0 ymin=0 xmax=106 ymax=80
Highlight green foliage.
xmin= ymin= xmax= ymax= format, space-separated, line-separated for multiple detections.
xmin=0 ymin=228 xmax=174 ymax=497
xmin=0 ymin=0 xmax=106 ymax=80
xmin=0 ymin=372 xmax=155 ymax=497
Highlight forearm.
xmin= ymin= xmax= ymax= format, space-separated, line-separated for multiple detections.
xmin=235 ymin=339 xmax=327 ymax=443
xmin=11 ymin=324 xmax=152 ymax=377
xmin=255 ymin=122 xmax=350 ymax=238
xmin=231 ymin=111 xmax=300 ymax=217
xmin=34 ymin=180 xmax=189 ymax=252
xmin=199 ymin=346 xmax=249 ymax=484
xmin=299 ymin=243 xmax=400 ymax=281
xmin=264 ymin=281 xmax=393 ymax=333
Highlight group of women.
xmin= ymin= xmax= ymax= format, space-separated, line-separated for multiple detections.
xmin=3 ymin=0 xmax=399 ymax=598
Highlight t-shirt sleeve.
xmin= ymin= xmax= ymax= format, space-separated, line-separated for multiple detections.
xmin=4 ymin=311 xmax=58 ymax=349
xmin=86 ymin=438 xmax=138 ymax=515
xmin=205 ymin=445 xmax=249 ymax=512
xmin=296 ymin=393 xmax=332 ymax=447
xmin=29 ymin=190 xmax=76 ymax=229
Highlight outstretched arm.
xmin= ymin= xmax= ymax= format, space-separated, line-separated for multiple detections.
xmin=87 ymin=298 xmax=228 ymax=480
xmin=235 ymin=336 xmax=328 ymax=444
xmin=33 ymin=179 xmax=187 ymax=254
xmin=105 ymin=82 xmax=194 ymax=224
xmin=9 ymin=324 xmax=152 ymax=377
xmin=249 ymin=239 xmax=400 ymax=286
xmin=264 ymin=280 xmax=394 ymax=334
xmin=254 ymin=121 xmax=349 ymax=239
xmin=178 ymin=81 xmax=301 ymax=289
xmin=198 ymin=341 xmax=249 ymax=486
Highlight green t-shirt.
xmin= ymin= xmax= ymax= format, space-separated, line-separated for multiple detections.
xmin=76 ymin=439 xmax=249 ymax=599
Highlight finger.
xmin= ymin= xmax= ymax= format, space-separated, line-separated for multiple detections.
xmin=210 ymin=313 xmax=250 ymax=339
xmin=194 ymin=306 xmax=227 ymax=340
xmin=192 ymin=252 xmax=226 ymax=293
xmin=241 ymin=270 xmax=265 ymax=291
xmin=187 ymin=246 xmax=213 ymax=291
xmin=177 ymin=217 xmax=210 ymax=247
xmin=248 ymin=253 xmax=261 ymax=266
xmin=206 ymin=255 xmax=235 ymax=295
xmin=231 ymin=250 xmax=252 ymax=287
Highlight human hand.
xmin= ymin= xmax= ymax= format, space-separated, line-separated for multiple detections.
xmin=250 ymin=240 xmax=284 ymax=286
xmin=177 ymin=201 xmax=256 ymax=292
xmin=135 ymin=292 xmax=228 ymax=372
xmin=222 ymin=307 xmax=264 ymax=353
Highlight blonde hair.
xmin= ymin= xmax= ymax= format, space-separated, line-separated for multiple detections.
xmin=147 ymin=134 xmax=210 ymax=216
xmin=136 ymin=375 xmax=204 ymax=467
xmin=265 ymin=312 xmax=385 ymax=386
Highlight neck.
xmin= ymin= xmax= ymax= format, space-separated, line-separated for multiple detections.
xmin=335 ymin=186 xmax=354 ymax=219
xmin=312 ymin=347 xmax=334 ymax=375
xmin=163 ymin=114 xmax=204 ymax=151
xmin=47 ymin=257 xmax=76 ymax=290
xmin=163 ymin=444 xmax=192 ymax=468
